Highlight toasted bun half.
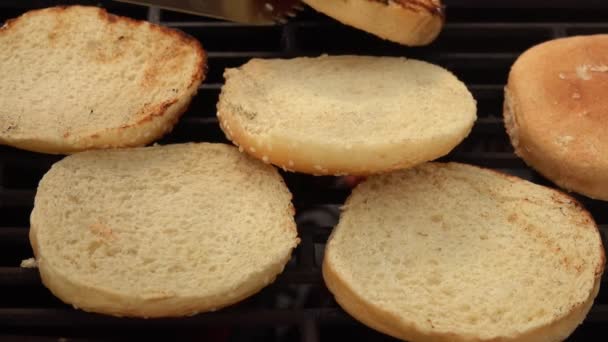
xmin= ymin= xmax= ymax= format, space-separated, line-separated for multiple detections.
xmin=324 ymin=162 xmax=604 ymax=341
xmin=303 ymin=0 xmax=444 ymax=46
xmin=0 ymin=6 xmax=206 ymax=154
xmin=505 ymin=35 xmax=608 ymax=200
xmin=30 ymin=143 xmax=298 ymax=318
xmin=218 ymin=55 xmax=476 ymax=176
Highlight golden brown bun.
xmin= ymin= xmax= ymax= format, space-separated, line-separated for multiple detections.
xmin=0 ymin=6 xmax=206 ymax=154
xmin=505 ymin=34 xmax=608 ymax=200
xmin=303 ymin=0 xmax=444 ymax=46
xmin=504 ymin=35 xmax=608 ymax=200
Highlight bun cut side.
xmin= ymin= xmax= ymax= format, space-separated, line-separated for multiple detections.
xmin=324 ymin=162 xmax=604 ymax=341
xmin=218 ymin=55 xmax=476 ymax=176
xmin=30 ymin=143 xmax=299 ymax=318
xmin=0 ymin=6 xmax=206 ymax=154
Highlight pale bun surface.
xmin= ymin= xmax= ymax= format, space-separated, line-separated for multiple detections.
xmin=218 ymin=55 xmax=476 ymax=176
xmin=30 ymin=143 xmax=299 ymax=318
xmin=324 ymin=162 xmax=604 ymax=341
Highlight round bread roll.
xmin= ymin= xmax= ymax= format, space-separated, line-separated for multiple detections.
xmin=324 ymin=162 xmax=604 ymax=342
xmin=30 ymin=143 xmax=299 ymax=317
xmin=218 ymin=55 xmax=477 ymax=176
xmin=302 ymin=0 xmax=444 ymax=46
xmin=505 ymin=35 xmax=608 ymax=200
xmin=0 ymin=6 xmax=206 ymax=154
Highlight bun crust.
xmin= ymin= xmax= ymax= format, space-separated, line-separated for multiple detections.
xmin=303 ymin=0 xmax=444 ymax=46
xmin=505 ymin=34 xmax=608 ymax=200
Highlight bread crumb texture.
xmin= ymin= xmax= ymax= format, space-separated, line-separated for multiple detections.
xmin=30 ymin=143 xmax=298 ymax=317
xmin=219 ymin=55 xmax=476 ymax=175
xmin=325 ymin=162 xmax=604 ymax=341
xmin=0 ymin=6 xmax=206 ymax=153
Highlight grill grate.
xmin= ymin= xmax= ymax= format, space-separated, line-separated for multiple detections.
xmin=1 ymin=1 xmax=608 ymax=341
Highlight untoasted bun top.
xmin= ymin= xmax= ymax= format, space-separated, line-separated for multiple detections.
xmin=30 ymin=143 xmax=298 ymax=317
xmin=506 ymin=35 xmax=608 ymax=199
xmin=0 ymin=6 xmax=206 ymax=154
xmin=324 ymin=162 xmax=604 ymax=341
xmin=218 ymin=55 xmax=476 ymax=175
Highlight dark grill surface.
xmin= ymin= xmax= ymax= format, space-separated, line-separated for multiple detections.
xmin=1 ymin=1 xmax=608 ymax=341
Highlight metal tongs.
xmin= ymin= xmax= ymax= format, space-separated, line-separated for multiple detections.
xmin=115 ymin=0 xmax=303 ymax=25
